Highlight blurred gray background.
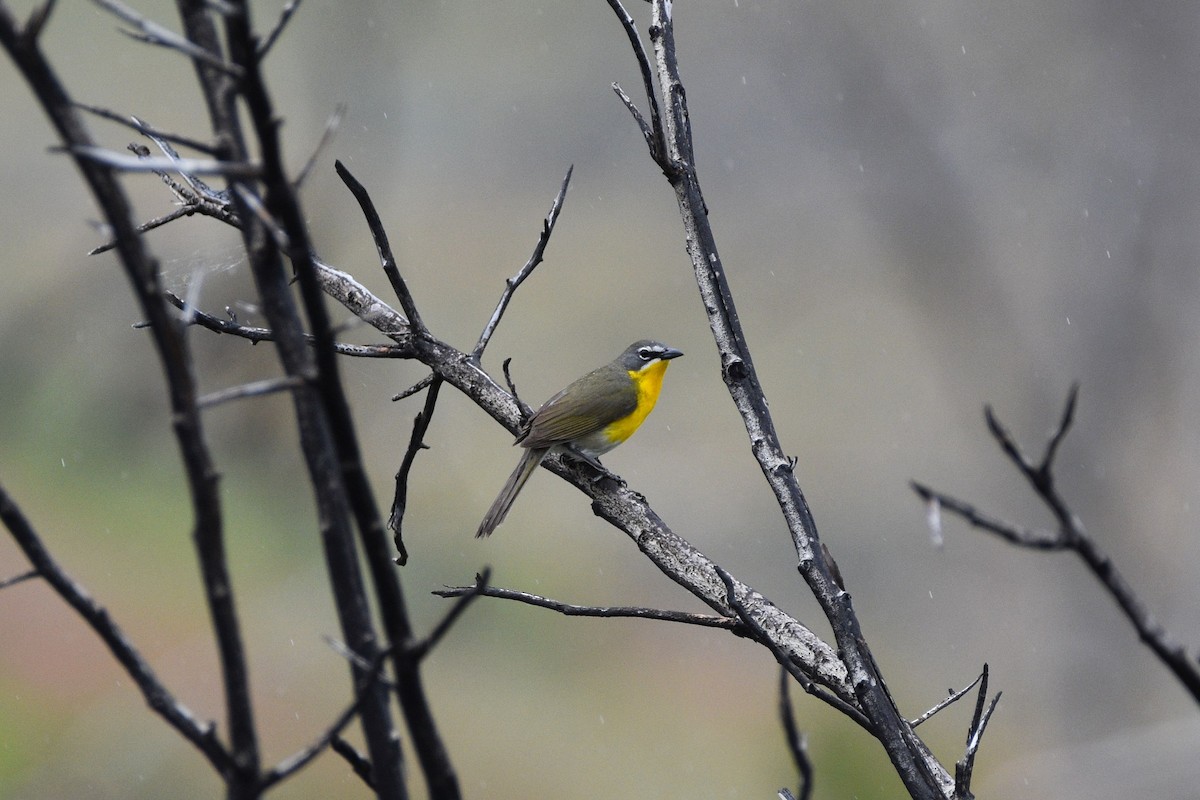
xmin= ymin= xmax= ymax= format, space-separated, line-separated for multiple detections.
xmin=3 ymin=0 xmax=1200 ymax=797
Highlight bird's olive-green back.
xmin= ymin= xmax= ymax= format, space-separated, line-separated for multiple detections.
xmin=517 ymin=361 xmax=638 ymax=449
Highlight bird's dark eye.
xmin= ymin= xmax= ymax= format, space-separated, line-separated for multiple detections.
xmin=638 ymin=347 xmax=657 ymax=361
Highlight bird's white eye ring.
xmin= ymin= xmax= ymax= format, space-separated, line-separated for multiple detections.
xmin=638 ymin=347 xmax=657 ymax=360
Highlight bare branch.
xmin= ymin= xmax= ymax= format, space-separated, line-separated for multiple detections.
xmin=612 ymin=81 xmax=654 ymax=150
xmin=91 ymin=0 xmax=242 ymax=76
xmin=953 ymin=665 xmax=1001 ymax=799
xmin=295 ymin=102 xmax=343 ymax=190
xmin=259 ymin=645 xmax=391 ymax=791
xmin=910 ymin=482 xmax=1064 ymax=550
xmin=392 ymin=374 xmax=434 ymax=402
xmin=63 ymin=144 xmax=260 ymax=178
xmin=433 ymin=582 xmax=740 ymax=631
xmin=335 ymin=159 xmax=422 ymax=331
xmin=21 ymin=0 xmax=56 ymax=44
xmin=331 ymin=735 xmax=374 ymax=790
xmin=603 ymin=0 xmax=664 ymax=164
xmin=409 ymin=569 xmax=492 ymax=661
xmin=606 ymin=3 xmax=954 ymax=795
xmin=916 ymin=387 xmax=1200 ymax=704
xmin=257 ymin=0 xmax=303 ymax=58
xmin=388 ymin=376 xmax=443 ymax=565
xmin=778 ymin=667 xmax=813 ymax=800
xmin=910 ymin=669 xmax=986 ymax=729
xmin=197 ymin=375 xmax=305 ymax=409
xmin=74 ymin=103 xmax=218 ymax=154
xmin=0 ymin=568 xmax=39 ymax=590
xmin=0 ymin=483 xmax=231 ymax=771
xmin=471 ymin=164 xmax=574 ymax=360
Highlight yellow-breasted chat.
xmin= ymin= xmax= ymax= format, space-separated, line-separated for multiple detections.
xmin=476 ymin=339 xmax=684 ymax=538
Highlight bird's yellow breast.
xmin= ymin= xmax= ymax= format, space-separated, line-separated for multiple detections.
xmin=603 ymin=359 xmax=671 ymax=445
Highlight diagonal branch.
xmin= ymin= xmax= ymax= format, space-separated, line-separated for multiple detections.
xmin=605 ymin=3 xmax=954 ymax=796
xmin=471 ymin=164 xmax=574 ymax=360
xmin=0 ymin=483 xmax=231 ymax=772
xmin=433 ymin=581 xmax=741 ymax=631
xmin=388 ymin=376 xmax=443 ymax=565
xmin=335 ymin=159 xmax=422 ymax=332
xmin=914 ymin=387 xmax=1200 ymax=704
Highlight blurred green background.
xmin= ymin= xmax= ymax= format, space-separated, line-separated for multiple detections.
xmin=3 ymin=0 xmax=1200 ymax=797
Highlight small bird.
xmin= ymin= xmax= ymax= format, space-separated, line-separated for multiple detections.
xmin=476 ymin=339 xmax=684 ymax=538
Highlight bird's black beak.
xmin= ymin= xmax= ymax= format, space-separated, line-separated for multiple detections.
xmin=662 ymin=347 xmax=684 ymax=360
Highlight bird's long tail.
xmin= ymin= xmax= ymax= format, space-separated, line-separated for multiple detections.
xmin=476 ymin=447 xmax=549 ymax=538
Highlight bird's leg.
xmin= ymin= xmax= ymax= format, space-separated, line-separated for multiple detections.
xmin=563 ymin=446 xmax=622 ymax=484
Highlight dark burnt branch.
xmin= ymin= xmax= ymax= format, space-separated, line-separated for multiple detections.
xmin=388 ymin=376 xmax=443 ymax=565
xmin=953 ymin=665 xmax=1001 ymax=800
xmin=0 ymin=568 xmax=39 ymax=590
xmin=158 ymin=292 xmax=407 ymax=358
xmin=778 ymin=667 xmax=814 ymax=800
xmin=914 ymin=387 xmax=1200 ymax=704
xmin=604 ymin=0 xmax=664 ymax=164
xmin=471 ymin=164 xmax=574 ymax=360
xmin=434 ymin=581 xmax=741 ymax=631
xmin=257 ymin=0 xmax=302 ymax=59
xmin=20 ymin=0 xmax=56 ymax=43
xmin=209 ymin=0 xmax=412 ymax=792
xmin=910 ymin=670 xmax=986 ymax=729
xmin=335 ymin=159 xmax=422 ymax=331
xmin=394 ymin=373 xmax=436 ymax=401
xmin=74 ymin=102 xmax=219 ymax=154
xmin=409 ymin=569 xmax=493 ymax=661
xmin=332 ymin=735 xmax=375 ymax=790
xmin=606 ymin=3 xmax=953 ymax=797
xmin=2 ymin=5 xmax=258 ymax=791
xmin=294 ymin=103 xmax=343 ymax=190
xmin=0 ymin=483 xmax=231 ymax=772
xmin=259 ymin=644 xmax=391 ymax=792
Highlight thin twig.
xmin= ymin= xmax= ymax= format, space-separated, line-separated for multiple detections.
xmin=259 ymin=645 xmax=391 ymax=791
xmin=778 ymin=666 xmax=813 ymax=800
xmin=91 ymin=0 xmax=242 ymax=76
xmin=388 ymin=376 xmax=443 ymax=565
xmin=393 ymin=373 xmax=435 ymax=401
xmin=89 ymin=207 xmax=193 ymax=255
xmin=157 ymin=291 xmax=407 ymax=358
xmin=910 ymin=669 xmax=986 ymax=728
xmin=331 ymin=735 xmax=374 ymax=790
xmin=501 ymin=357 xmax=532 ymax=419
xmin=0 ymin=568 xmax=39 ymax=590
xmin=433 ymin=583 xmax=740 ymax=631
xmin=21 ymin=0 xmax=56 ymax=44
xmin=0 ymin=483 xmax=231 ymax=771
xmin=612 ymin=81 xmax=654 ymax=150
xmin=197 ymin=375 xmax=306 ymax=409
xmin=334 ymin=159 xmax=422 ymax=331
xmin=471 ymin=164 xmax=573 ymax=360
xmin=232 ymin=184 xmax=290 ymax=250
xmin=257 ymin=0 xmax=303 ymax=58
xmin=915 ymin=386 xmax=1200 ymax=704
xmin=74 ymin=103 xmax=218 ymax=154
xmin=603 ymin=0 xmax=664 ymax=164
xmin=953 ymin=665 xmax=1001 ymax=799
xmin=410 ymin=569 xmax=492 ymax=661
xmin=295 ymin=102 xmax=343 ymax=190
